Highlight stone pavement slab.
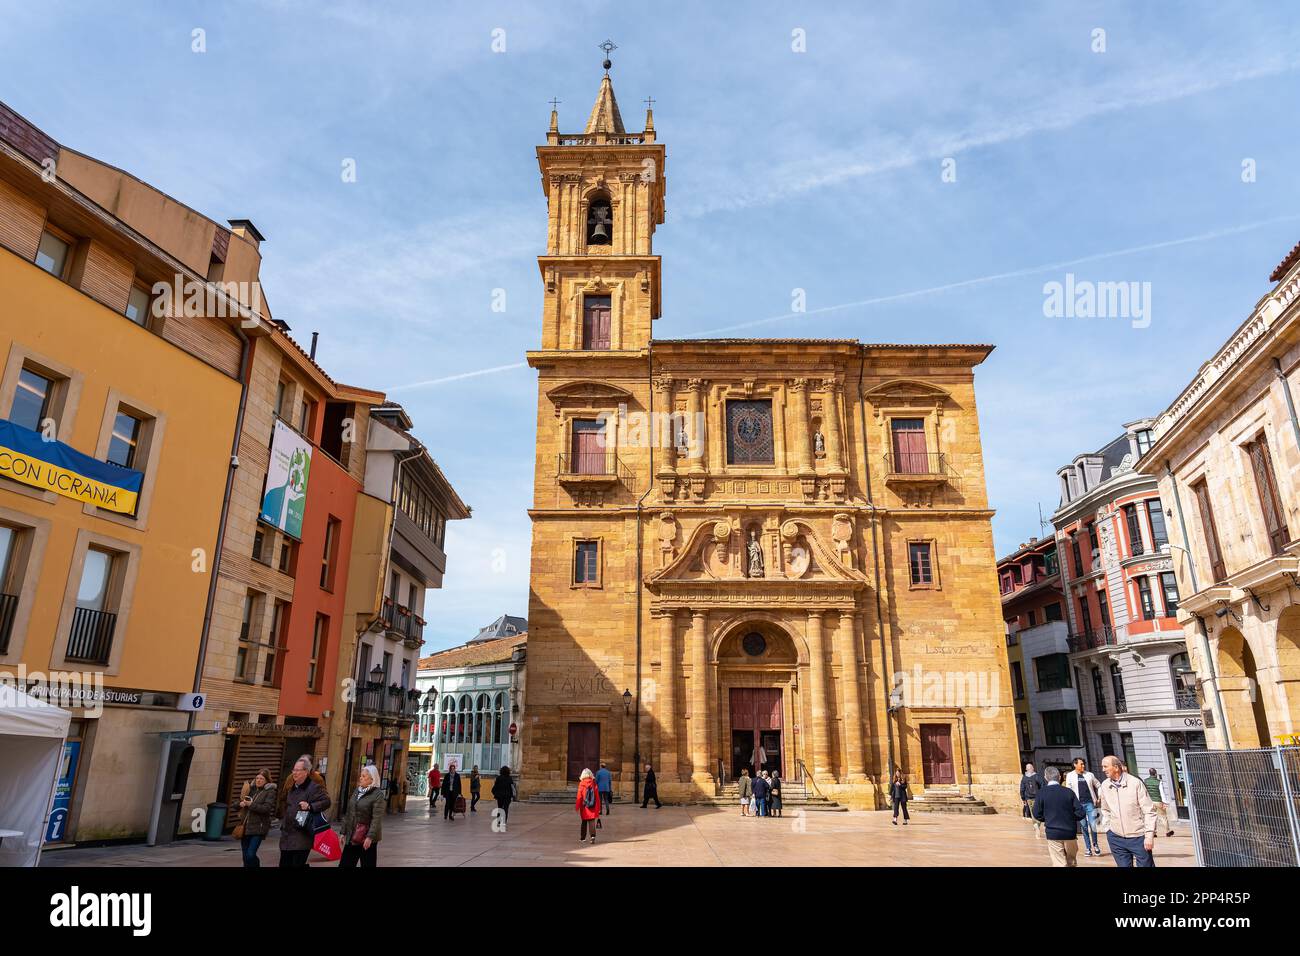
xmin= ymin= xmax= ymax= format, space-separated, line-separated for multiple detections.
xmin=41 ymin=799 xmax=1196 ymax=868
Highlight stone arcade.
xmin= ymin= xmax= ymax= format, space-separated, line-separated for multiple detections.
xmin=520 ymin=61 xmax=1020 ymax=809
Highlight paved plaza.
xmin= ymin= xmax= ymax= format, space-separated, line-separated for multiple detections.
xmin=41 ymin=798 xmax=1197 ymax=868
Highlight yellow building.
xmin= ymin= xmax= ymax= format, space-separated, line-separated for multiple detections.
xmin=0 ymin=102 xmax=246 ymax=841
xmin=520 ymin=69 xmax=1019 ymax=810
xmin=1139 ymin=241 xmax=1300 ymax=749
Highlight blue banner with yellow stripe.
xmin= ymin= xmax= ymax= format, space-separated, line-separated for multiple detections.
xmin=0 ymin=418 xmax=143 ymax=515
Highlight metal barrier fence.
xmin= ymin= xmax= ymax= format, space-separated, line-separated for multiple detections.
xmin=1184 ymin=746 xmax=1300 ymax=867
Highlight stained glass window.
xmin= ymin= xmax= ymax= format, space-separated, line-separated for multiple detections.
xmin=725 ymin=400 xmax=774 ymax=465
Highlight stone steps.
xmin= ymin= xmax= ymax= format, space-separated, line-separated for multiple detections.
xmin=908 ymin=790 xmax=996 ymax=814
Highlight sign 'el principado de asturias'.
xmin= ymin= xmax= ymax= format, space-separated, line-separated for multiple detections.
xmin=0 ymin=418 xmax=143 ymax=515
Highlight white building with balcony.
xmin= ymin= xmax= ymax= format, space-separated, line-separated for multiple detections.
xmin=409 ymin=615 xmax=527 ymax=795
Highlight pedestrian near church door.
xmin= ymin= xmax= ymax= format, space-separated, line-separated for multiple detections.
xmin=567 ymin=722 xmax=600 ymax=782
xmin=920 ymin=724 xmax=956 ymax=786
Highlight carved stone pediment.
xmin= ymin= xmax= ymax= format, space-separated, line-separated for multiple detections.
xmin=647 ymin=516 xmax=868 ymax=593
xmin=863 ymin=379 xmax=951 ymax=405
xmin=546 ymin=380 xmax=636 ymax=410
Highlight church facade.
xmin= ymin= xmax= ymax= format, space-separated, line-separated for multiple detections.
xmin=521 ymin=68 xmax=1020 ymax=810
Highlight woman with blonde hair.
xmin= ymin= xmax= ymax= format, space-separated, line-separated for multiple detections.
xmin=237 ymin=767 xmax=276 ymax=867
xmin=339 ymin=764 xmax=384 ymax=867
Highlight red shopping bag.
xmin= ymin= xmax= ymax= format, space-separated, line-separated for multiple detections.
xmin=312 ymin=826 xmax=342 ymax=861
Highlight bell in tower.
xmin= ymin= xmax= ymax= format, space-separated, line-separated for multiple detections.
xmin=587 ymin=195 xmax=612 ymax=245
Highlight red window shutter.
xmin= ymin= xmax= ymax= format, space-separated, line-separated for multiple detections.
xmin=571 ymin=420 xmax=606 ymax=474
xmin=582 ymin=296 xmax=611 ymax=350
xmin=891 ymin=419 xmax=928 ymax=474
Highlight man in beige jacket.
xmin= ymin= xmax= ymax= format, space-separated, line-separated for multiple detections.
xmin=1097 ymin=755 xmax=1157 ymax=866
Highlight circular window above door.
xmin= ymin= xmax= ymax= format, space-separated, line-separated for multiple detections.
xmin=742 ymin=632 xmax=767 ymax=657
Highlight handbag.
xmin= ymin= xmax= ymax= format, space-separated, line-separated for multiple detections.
xmin=351 ymin=822 xmax=369 ymax=846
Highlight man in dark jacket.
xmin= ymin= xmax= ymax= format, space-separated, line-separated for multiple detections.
xmin=640 ymin=762 xmax=662 ymax=809
xmin=1032 ymin=766 xmax=1085 ymax=867
xmin=442 ymin=763 xmax=463 ymax=820
xmin=279 ymin=756 xmax=331 ymax=867
xmin=1020 ymin=762 xmax=1047 ymax=838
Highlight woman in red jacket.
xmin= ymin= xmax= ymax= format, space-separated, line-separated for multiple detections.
xmin=576 ymin=768 xmax=602 ymax=845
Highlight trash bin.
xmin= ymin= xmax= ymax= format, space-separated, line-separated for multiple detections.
xmin=204 ymin=802 xmax=227 ymax=841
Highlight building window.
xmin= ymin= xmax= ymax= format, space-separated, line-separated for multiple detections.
xmin=105 ymin=410 xmax=142 ymax=469
xmin=1135 ymin=429 xmax=1153 ymax=456
xmin=1017 ymin=713 xmax=1032 ymax=752
xmin=278 ymin=538 xmax=297 ymax=574
xmin=320 ymin=516 xmax=341 ymax=590
xmin=263 ymin=600 xmax=287 ymax=685
xmin=574 ymin=540 xmax=600 ymax=587
xmin=0 ymin=523 xmax=26 ymax=655
xmin=908 ymin=542 xmax=934 ymax=586
xmin=1010 ymin=660 xmax=1025 ymax=700
xmin=1110 ymin=663 xmax=1128 ymax=713
xmin=1146 ymin=500 xmax=1169 ymax=550
xmin=1191 ymin=479 xmax=1227 ymax=582
xmin=124 ymin=285 xmax=152 ymax=326
xmin=10 ymin=367 xmax=54 ymax=433
xmin=1123 ymin=504 xmax=1145 ymax=557
xmin=66 ymin=547 xmax=120 ymax=666
xmin=1026 ymin=609 xmax=1037 ymax=627
xmin=1091 ymin=667 xmax=1107 ymax=715
xmin=1086 ymin=521 xmax=1099 ymax=555
xmin=1097 ymin=587 xmax=1111 ymax=629
xmin=275 ymin=379 xmax=290 ymax=420
xmin=569 ymin=419 xmax=608 ymax=475
xmin=1171 ymin=652 xmax=1196 ymax=710
xmin=1099 ymin=732 xmax=1115 ymax=761
xmin=35 ymin=228 xmax=71 ymax=278
xmin=1044 ymin=548 xmax=1059 ymax=576
xmin=1044 ymin=602 xmax=1063 ymax=622
xmin=581 ymin=295 xmax=612 ymax=351
xmin=1078 ymin=595 xmax=1094 ymax=636
xmin=1160 ymin=571 xmax=1180 ymax=617
xmin=235 ymin=591 xmax=262 ymax=681
xmin=1136 ymin=577 xmax=1155 ymax=621
xmin=298 ymin=399 xmax=314 ymax=436
xmin=307 ymin=613 xmax=328 ymax=692
xmin=890 ymin=418 xmax=929 ymax=474
xmin=1071 ymin=534 xmax=1084 ymax=578
xmin=1245 ymin=435 xmax=1290 ymax=555
xmin=1035 ymin=653 xmax=1072 ymax=691
xmin=725 ymin=400 xmax=775 ymax=465
xmin=1042 ymin=710 xmax=1081 ymax=747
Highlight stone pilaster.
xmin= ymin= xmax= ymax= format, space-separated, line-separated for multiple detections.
xmin=837 ymin=609 xmax=867 ymax=780
xmin=689 ymin=609 xmax=714 ymax=785
xmin=657 ymin=610 xmax=680 ymax=780
xmin=807 ymin=610 xmax=838 ymax=781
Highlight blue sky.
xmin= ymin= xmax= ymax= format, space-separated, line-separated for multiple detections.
xmin=4 ymin=2 xmax=1299 ymax=651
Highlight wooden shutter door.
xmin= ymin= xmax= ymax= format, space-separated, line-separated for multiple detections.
xmin=1247 ymin=438 xmax=1289 ymax=553
xmin=571 ymin=421 xmax=604 ymax=475
xmin=891 ymin=419 xmax=927 ymax=473
xmin=1193 ymin=481 xmax=1227 ymax=582
xmin=582 ymin=296 xmax=611 ymax=350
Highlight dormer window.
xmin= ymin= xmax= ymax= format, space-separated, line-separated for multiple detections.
xmin=586 ymin=193 xmax=612 ymax=246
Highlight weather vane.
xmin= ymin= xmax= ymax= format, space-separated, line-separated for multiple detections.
xmin=599 ymin=39 xmax=617 ymax=73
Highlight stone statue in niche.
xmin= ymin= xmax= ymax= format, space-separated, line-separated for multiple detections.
xmin=813 ymin=430 xmax=825 ymax=457
xmin=747 ymin=531 xmax=765 ymax=578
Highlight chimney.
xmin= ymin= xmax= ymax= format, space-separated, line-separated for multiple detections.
xmin=309 ymin=331 xmax=319 ymax=360
xmin=228 ymin=219 xmax=266 ymax=249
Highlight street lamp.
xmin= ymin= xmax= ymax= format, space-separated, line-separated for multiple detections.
xmin=622 ymin=688 xmax=632 ymax=714
xmin=369 ymin=665 xmax=383 ymax=686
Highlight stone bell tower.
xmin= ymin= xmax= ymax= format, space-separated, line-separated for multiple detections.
xmin=535 ymin=54 xmax=666 ymax=352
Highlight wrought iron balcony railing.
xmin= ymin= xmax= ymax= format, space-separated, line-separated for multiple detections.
xmin=1067 ymin=627 xmax=1116 ymax=653
xmin=557 ymin=452 xmax=631 ymax=481
xmin=66 ymin=606 xmax=117 ymax=665
xmin=0 ymin=591 xmax=17 ymax=655
xmin=883 ymin=451 xmax=948 ymax=478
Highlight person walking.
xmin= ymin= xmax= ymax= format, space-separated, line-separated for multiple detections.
xmin=279 ymin=756 xmax=331 ymax=868
xmin=442 ymin=763 xmax=462 ymax=821
xmin=890 ymin=770 xmax=911 ymax=826
xmin=752 ymin=771 xmax=769 ymax=818
xmin=1144 ymin=768 xmax=1175 ymax=837
xmin=469 ymin=766 xmax=482 ymax=813
xmin=595 ymin=762 xmax=613 ymax=815
xmin=339 ymin=764 xmax=384 ymax=867
xmin=236 ymin=768 xmax=276 ymax=867
xmin=1098 ymin=755 xmax=1158 ymax=867
xmin=1020 ymin=763 xmax=1047 ymax=838
xmin=640 ymin=762 xmax=662 ymax=809
xmin=277 ymin=753 xmax=326 ymax=819
xmin=491 ymin=766 xmax=515 ymax=830
xmin=576 ymin=768 xmax=602 ymax=845
xmin=1065 ymin=757 xmax=1103 ymax=857
xmin=1033 ymin=766 xmax=1086 ymax=867
xmin=427 ymin=763 xmax=441 ymax=809
xmin=769 ymin=769 xmax=783 ymax=818
xmin=737 ymin=768 xmax=753 ymax=816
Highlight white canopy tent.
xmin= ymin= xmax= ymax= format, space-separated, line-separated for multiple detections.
xmin=0 ymin=682 xmax=70 ymax=867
